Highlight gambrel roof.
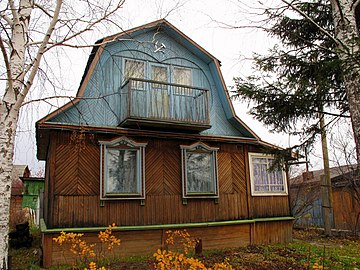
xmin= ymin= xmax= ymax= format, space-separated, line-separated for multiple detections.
xmin=36 ymin=19 xmax=268 ymax=159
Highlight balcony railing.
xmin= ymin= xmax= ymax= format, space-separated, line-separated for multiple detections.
xmin=119 ymin=78 xmax=210 ymax=131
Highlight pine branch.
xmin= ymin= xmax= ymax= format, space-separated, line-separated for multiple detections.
xmin=280 ymin=0 xmax=344 ymax=48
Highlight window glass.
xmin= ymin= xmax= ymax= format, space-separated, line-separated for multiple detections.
xmin=186 ymin=152 xmax=215 ymax=193
xmin=124 ymin=59 xmax=145 ymax=80
xmin=174 ymin=67 xmax=191 ymax=85
xmin=249 ymin=153 xmax=287 ymax=195
xmin=100 ymin=137 xmax=146 ymax=200
xmin=124 ymin=59 xmax=145 ymax=89
xmin=152 ymin=65 xmax=168 ymax=82
xmin=181 ymin=142 xmax=219 ymax=198
xmin=173 ymin=67 xmax=192 ymax=96
xmin=106 ymin=148 xmax=138 ymax=194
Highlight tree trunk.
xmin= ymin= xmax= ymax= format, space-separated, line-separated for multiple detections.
xmin=343 ymin=72 xmax=360 ymax=162
xmin=0 ymin=1 xmax=32 ymax=267
xmin=0 ymin=105 xmax=19 ymax=269
xmin=320 ymin=114 xmax=333 ymax=236
xmin=330 ymin=0 xmax=360 ymax=162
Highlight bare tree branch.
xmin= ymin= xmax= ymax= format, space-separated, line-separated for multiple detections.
xmin=15 ymin=0 xmax=62 ymax=109
xmin=0 ymin=36 xmax=12 ymax=92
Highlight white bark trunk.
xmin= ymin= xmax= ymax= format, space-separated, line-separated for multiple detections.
xmin=0 ymin=1 xmax=32 ymax=268
xmin=330 ymin=0 xmax=360 ymax=161
xmin=0 ymin=106 xmax=18 ymax=269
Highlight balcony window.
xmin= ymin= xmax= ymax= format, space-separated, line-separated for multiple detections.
xmin=173 ymin=67 xmax=192 ymax=95
xmin=124 ymin=59 xmax=145 ymax=89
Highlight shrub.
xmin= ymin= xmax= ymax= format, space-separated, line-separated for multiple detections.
xmin=53 ymin=224 xmax=120 ymax=270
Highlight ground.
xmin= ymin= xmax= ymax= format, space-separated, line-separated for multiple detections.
xmin=9 ymin=228 xmax=360 ymax=269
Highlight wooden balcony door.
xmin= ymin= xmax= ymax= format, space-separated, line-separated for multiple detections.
xmin=172 ymin=67 xmax=193 ymax=122
xmin=124 ymin=59 xmax=147 ymax=118
xmin=150 ymin=64 xmax=170 ymax=119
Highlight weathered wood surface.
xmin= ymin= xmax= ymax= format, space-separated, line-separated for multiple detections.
xmin=46 ymin=131 xmax=290 ymax=228
xmin=42 ymin=220 xmax=293 ymax=268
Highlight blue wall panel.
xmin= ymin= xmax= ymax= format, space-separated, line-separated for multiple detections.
xmin=48 ymin=29 xmax=253 ymax=138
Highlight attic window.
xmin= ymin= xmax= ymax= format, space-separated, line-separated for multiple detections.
xmin=100 ymin=137 xmax=147 ymax=200
xmin=248 ymin=153 xmax=287 ymax=196
xmin=181 ymin=142 xmax=219 ymax=198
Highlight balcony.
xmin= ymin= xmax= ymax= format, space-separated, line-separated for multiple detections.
xmin=119 ymin=78 xmax=211 ymax=132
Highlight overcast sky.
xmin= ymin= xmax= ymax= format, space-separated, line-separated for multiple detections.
xmin=13 ymin=0 xmax=351 ymax=174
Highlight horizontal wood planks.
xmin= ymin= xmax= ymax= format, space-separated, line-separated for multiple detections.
xmin=43 ymin=223 xmax=251 ymax=268
xmin=43 ymin=220 xmax=293 ymax=267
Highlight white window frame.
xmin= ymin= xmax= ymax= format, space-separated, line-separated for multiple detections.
xmin=181 ymin=142 xmax=219 ymax=199
xmin=100 ymin=136 xmax=147 ymax=200
xmin=248 ymin=152 xmax=288 ymax=196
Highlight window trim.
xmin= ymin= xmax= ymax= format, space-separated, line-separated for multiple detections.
xmin=99 ymin=136 xmax=147 ymax=200
xmin=181 ymin=142 xmax=219 ymax=199
xmin=248 ymin=152 xmax=288 ymax=196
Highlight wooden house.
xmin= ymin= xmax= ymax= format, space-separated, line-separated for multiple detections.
xmin=21 ymin=177 xmax=45 ymax=226
xmin=290 ymin=165 xmax=360 ymax=231
xmin=36 ymin=19 xmax=293 ymax=267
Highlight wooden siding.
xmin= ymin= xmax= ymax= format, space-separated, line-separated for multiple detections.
xmin=252 ymin=220 xmax=293 ymax=245
xmin=251 ymin=196 xmax=290 ymax=218
xmin=46 ymin=130 xmax=290 ymax=228
xmin=332 ymin=187 xmax=360 ymax=231
xmin=42 ymin=220 xmax=293 ymax=268
xmin=43 ymin=224 xmax=251 ymax=268
xmin=9 ymin=195 xmax=23 ymax=230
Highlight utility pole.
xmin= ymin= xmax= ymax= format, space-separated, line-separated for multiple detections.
xmin=319 ymin=113 xmax=333 ymax=236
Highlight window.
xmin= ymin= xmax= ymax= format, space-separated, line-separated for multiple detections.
xmin=151 ymin=65 xmax=168 ymax=84
xmin=100 ymin=137 xmax=147 ymax=200
xmin=124 ymin=59 xmax=145 ymax=89
xmin=173 ymin=67 xmax=192 ymax=95
xmin=248 ymin=153 xmax=287 ymax=196
xmin=181 ymin=142 xmax=219 ymax=198
xmin=173 ymin=67 xmax=191 ymax=85
xmin=124 ymin=59 xmax=145 ymax=80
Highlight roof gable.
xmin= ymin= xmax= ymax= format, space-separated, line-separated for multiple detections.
xmin=37 ymin=19 xmax=260 ymax=153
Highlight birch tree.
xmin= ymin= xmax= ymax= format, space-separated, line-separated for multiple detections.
xmin=0 ymin=0 xmax=124 ymax=268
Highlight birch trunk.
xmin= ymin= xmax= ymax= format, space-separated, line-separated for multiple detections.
xmin=0 ymin=0 xmax=120 ymax=267
xmin=0 ymin=107 xmax=19 ymax=269
xmin=0 ymin=0 xmax=32 ymax=268
xmin=330 ymin=0 xmax=360 ymax=162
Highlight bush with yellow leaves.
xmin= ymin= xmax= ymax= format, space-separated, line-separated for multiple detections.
xmin=53 ymin=224 xmax=120 ymax=270
xmin=153 ymin=229 xmax=233 ymax=270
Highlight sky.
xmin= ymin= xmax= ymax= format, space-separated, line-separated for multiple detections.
xmin=12 ymin=0 xmax=354 ymax=175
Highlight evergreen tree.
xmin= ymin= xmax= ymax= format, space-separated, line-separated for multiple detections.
xmin=233 ymin=0 xmax=348 ymax=154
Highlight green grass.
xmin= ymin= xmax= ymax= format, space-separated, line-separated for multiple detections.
xmin=287 ymin=238 xmax=360 ymax=269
